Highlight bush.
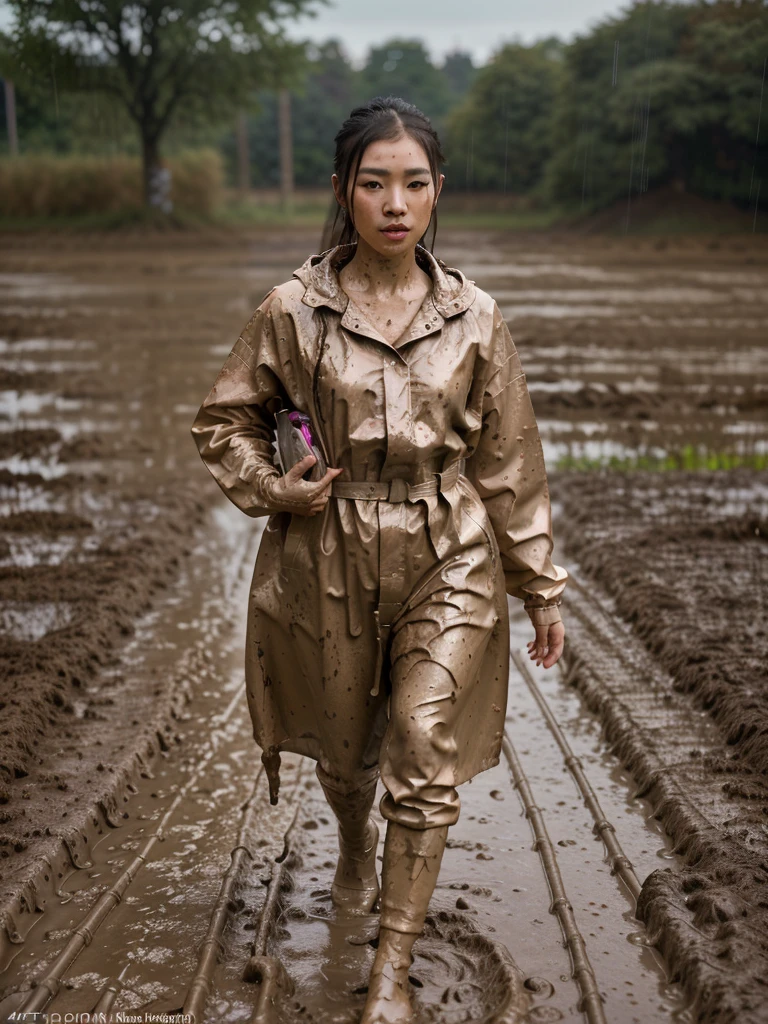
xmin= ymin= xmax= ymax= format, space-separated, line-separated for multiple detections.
xmin=0 ymin=149 xmax=224 ymax=218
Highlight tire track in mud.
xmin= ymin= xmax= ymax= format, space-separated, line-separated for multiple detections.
xmin=560 ymin=570 xmax=768 ymax=1022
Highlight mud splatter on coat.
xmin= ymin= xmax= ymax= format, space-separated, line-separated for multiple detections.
xmin=191 ymin=242 xmax=568 ymax=808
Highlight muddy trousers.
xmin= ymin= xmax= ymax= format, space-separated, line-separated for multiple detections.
xmin=317 ymin=660 xmax=461 ymax=941
xmin=317 ymin=661 xmax=462 ymax=831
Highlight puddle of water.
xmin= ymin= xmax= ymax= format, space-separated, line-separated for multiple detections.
xmin=0 ymin=306 xmax=71 ymax=318
xmin=471 ymin=263 xmax=768 ymax=287
xmin=0 ymin=456 xmax=70 ymax=479
xmin=0 ymin=339 xmax=97 ymax=353
xmin=465 ymin=263 xmax=638 ymax=282
xmin=172 ymin=403 xmax=200 ymax=417
xmin=0 ymin=273 xmax=116 ymax=300
xmin=529 ymin=379 xmax=661 ymax=394
xmin=503 ymin=609 xmax=691 ymax=1022
xmin=0 ymin=535 xmax=80 ymax=568
xmin=1 ymin=359 xmax=100 ymax=374
xmin=0 ymin=419 xmax=119 ymax=441
xmin=0 ymin=600 xmax=75 ymax=641
xmin=636 ymin=316 xmax=768 ymax=329
xmin=503 ymin=303 xmax=629 ymax=319
xmin=0 ymin=504 xmax=262 ymax=980
xmin=495 ymin=287 xmax=721 ymax=304
xmin=0 ymin=391 xmax=83 ymax=417
xmin=544 ymin=435 xmax=668 ymax=466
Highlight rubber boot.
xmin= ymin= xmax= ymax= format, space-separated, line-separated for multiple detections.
xmin=360 ymin=822 xmax=449 ymax=1024
xmin=316 ymin=763 xmax=380 ymax=915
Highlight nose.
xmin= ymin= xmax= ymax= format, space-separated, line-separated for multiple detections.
xmin=384 ymin=185 xmax=407 ymax=215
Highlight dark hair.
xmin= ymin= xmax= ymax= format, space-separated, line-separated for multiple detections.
xmin=319 ymin=95 xmax=445 ymax=253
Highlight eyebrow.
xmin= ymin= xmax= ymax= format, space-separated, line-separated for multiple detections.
xmin=357 ymin=167 xmax=431 ymax=176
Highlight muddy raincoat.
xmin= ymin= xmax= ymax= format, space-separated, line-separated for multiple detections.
xmin=191 ymin=242 xmax=568 ymax=816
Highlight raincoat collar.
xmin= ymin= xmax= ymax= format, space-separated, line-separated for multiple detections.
xmin=293 ymin=241 xmax=476 ymax=320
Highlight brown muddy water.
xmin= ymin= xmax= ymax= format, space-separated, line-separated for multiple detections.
xmin=1 ymin=228 xmax=767 ymax=1022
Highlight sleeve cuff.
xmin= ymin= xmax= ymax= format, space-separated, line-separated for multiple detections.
xmin=525 ymin=602 xmax=563 ymax=627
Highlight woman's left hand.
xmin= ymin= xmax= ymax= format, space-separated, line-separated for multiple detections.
xmin=527 ymin=620 xmax=565 ymax=669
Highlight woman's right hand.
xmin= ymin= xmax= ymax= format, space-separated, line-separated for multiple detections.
xmin=267 ymin=455 xmax=343 ymax=516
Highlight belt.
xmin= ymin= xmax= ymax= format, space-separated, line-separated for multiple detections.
xmin=330 ymin=461 xmax=460 ymax=502
xmin=329 ymin=460 xmax=462 ymax=698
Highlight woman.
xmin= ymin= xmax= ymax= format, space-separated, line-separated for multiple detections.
xmin=191 ymin=96 xmax=567 ymax=1024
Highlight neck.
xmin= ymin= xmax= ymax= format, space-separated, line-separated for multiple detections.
xmin=340 ymin=236 xmax=427 ymax=299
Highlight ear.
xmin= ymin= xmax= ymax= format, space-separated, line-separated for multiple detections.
xmin=434 ymin=173 xmax=445 ymax=205
xmin=331 ymin=173 xmax=345 ymax=208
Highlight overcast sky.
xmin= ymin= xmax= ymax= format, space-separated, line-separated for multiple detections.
xmin=0 ymin=0 xmax=633 ymax=66
xmin=285 ymin=0 xmax=633 ymax=65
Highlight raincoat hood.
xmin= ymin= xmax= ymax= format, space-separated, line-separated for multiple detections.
xmin=293 ymin=241 xmax=477 ymax=318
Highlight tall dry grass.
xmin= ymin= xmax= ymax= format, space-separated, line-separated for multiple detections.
xmin=0 ymin=149 xmax=224 ymax=218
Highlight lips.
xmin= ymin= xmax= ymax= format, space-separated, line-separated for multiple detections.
xmin=381 ymin=226 xmax=410 ymax=237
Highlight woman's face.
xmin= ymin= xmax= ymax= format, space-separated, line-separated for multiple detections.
xmin=333 ymin=134 xmax=443 ymax=256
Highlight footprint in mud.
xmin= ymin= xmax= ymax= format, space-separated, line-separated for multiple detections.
xmin=411 ymin=912 xmax=531 ymax=1023
xmin=273 ymin=909 xmax=533 ymax=1023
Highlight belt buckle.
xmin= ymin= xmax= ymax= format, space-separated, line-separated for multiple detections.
xmin=387 ymin=478 xmax=409 ymax=502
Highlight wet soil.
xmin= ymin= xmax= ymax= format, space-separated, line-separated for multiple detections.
xmin=0 ymin=540 xmax=687 ymax=1023
xmin=551 ymin=468 xmax=768 ymax=1022
xmin=0 ymin=229 xmax=312 ymax=902
xmin=1 ymin=226 xmax=767 ymax=1021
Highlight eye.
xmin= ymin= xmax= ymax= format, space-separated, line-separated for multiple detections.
xmin=409 ymin=181 xmax=429 ymax=188
xmin=362 ymin=181 xmax=382 ymax=189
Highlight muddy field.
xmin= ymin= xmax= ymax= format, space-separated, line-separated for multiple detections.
xmin=1 ymin=226 xmax=767 ymax=1022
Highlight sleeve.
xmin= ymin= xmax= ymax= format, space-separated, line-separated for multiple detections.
xmin=464 ymin=300 xmax=568 ymax=627
xmin=190 ymin=287 xmax=287 ymax=517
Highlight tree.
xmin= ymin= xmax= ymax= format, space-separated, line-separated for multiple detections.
xmin=0 ymin=0 xmax=326 ymax=207
xmin=220 ymin=39 xmax=358 ymax=188
xmin=441 ymin=50 xmax=477 ymax=102
xmin=360 ymin=39 xmax=452 ymax=131
xmin=444 ymin=40 xmax=564 ymax=193
xmin=290 ymin=38 xmax=359 ymax=186
xmin=543 ymin=0 xmax=768 ymax=209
